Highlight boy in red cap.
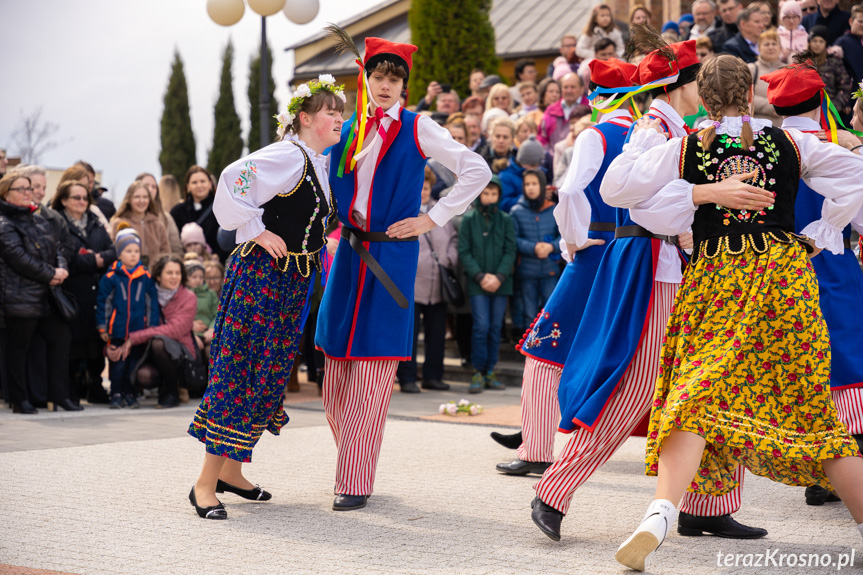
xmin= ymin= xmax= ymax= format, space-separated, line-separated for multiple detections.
xmin=316 ymin=29 xmax=491 ymax=511
xmin=494 ymin=58 xmax=637 ymax=478
xmin=763 ymin=62 xmax=863 ymax=507
xmin=530 ymin=30 xmax=763 ymax=544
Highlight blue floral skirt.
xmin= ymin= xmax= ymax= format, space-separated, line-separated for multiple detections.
xmin=188 ymin=246 xmax=314 ymax=462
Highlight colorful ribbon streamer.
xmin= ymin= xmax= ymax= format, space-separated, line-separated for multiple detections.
xmin=336 ymin=59 xmax=372 ymax=178
xmin=820 ymin=89 xmax=863 ymax=142
xmin=588 ymin=71 xmax=680 ymax=116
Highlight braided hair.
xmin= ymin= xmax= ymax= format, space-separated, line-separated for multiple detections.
xmin=697 ymin=54 xmax=754 ymax=151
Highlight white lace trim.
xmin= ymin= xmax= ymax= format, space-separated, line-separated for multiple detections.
xmin=287 ymin=134 xmax=329 ymax=176
xmin=622 ymin=128 xmax=668 ymax=154
xmin=801 ymin=219 xmax=845 ymax=255
xmin=696 ymin=115 xmax=773 ymax=136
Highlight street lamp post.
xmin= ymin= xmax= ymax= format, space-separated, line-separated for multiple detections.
xmin=206 ymin=0 xmax=320 ymax=148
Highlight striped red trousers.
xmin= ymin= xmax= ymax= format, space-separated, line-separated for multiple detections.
xmin=517 ymin=358 xmax=563 ymax=463
xmin=832 ymin=388 xmax=863 ymax=435
xmin=322 ymin=358 xmax=399 ymax=496
xmin=534 ymin=281 xmax=744 ymax=516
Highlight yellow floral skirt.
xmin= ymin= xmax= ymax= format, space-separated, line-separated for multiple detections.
xmin=645 ymin=239 xmax=860 ymax=496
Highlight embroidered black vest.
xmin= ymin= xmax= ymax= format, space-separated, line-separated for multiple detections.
xmin=237 ymin=141 xmax=331 ymax=277
xmin=680 ymin=126 xmax=802 ymax=260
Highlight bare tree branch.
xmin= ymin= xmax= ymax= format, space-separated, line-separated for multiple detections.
xmin=11 ymin=107 xmax=63 ymax=164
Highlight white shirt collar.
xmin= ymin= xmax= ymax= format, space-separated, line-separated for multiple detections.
xmin=781 ymin=115 xmax=821 ymax=131
xmin=696 ymin=115 xmax=773 ymax=135
xmin=372 ymin=101 xmax=402 ymax=122
xmin=599 ymin=108 xmax=634 ymax=124
xmin=648 ymin=99 xmax=686 ymax=132
xmin=287 ymin=133 xmax=327 ymax=163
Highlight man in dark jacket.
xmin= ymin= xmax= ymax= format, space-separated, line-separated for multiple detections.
xmin=709 ymin=0 xmax=742 ymax=52
xmin=802 ymin=0 xmax=851 ymax=45
xmin=722 ymin=8 xmax=765 ymax=63
xmin=836 ymin=6 xmax=863 ymax=88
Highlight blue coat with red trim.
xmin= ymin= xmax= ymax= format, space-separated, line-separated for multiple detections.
xmin=795 ymin=181 xmax=863 ymax=390
xmin=316 ymin=107 xmax=427 ymax=360
xmin=518 ymin=121 xmax=628 ymax=367
xmin=95 ymin=260 xmax=160 ymax=341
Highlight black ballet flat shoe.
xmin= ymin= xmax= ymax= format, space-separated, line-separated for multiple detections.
xmin=54 ymin=399 xmax=85 ymax=412
xmin=189 ymin=486 xmax=227 ymax=520
xmin=677 ymin=512 xmax=768 ymax=539
xmin=333 ymin=494 xmax=369 ymax=511
xmin=531 ymin=496 xmax=563 ymax=541
xmin=490 ymin=430 xmax=523 ymax=449
xmin=12 ymin=400 xmax=38 ymax=415
xmin=216 ymin=480 xmax=272 ymax=501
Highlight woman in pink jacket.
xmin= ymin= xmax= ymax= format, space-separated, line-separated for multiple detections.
xmin=107 ymin=253 xmax=197 ymax=408
xmin=778 ymin=1 xmax=808 ymax=62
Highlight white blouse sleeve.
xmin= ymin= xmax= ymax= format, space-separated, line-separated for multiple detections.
xmin=213 ymin=141 xmax=306 ymax=244
xmin=629 ymin=180 xmax=698 ymax=235
xmin=419 ymin=116 xmax=492 ymax=227
xmin=600 ymin=134 xmax=683 ymax=208
xmin=553 ymin=128 xmax=604 ymax=246
xmin=791 ymin=130 xmax=863 ymax=254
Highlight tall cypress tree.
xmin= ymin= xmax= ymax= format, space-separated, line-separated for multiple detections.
xmin=247 ymin=44 xmax=279 ymax=153
xmin=159 ymin=51 xmax=197 ymax=189
xmin=408 ymin=0 xmax=498 ymax=106
xmin=207 ymin=40 xmax=244 ymax=177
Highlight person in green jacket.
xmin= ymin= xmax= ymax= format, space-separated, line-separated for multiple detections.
xmin=185 ymin=260 xmax=218 ymax=353
xmin=457 ymin=175 xmax=517 ymax=394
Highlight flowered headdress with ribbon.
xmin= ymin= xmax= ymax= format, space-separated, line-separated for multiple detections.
xmin=276 ymin=75 xmax=346 ymax=139
xmin=589 ymin=26 xmax=700 ymax=118
xmin=325 ymin=23 xmax=418 ymax=178
xmin=854 ymin=80 xmax=863 ymax=103
xmin=764 ymin=58 xmax=863 ymax=142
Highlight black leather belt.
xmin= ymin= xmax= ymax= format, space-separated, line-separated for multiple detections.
xmin=615 ymin=224 xmax=678 ymax=246
xmin=341 ymin=227 xmax=417 ymax=309
xmin=588 ymin=222 xmax=616 ymax=232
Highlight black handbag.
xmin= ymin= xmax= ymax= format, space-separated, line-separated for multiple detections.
xmin=50 ymin=286 xmax=78 ymax=322
xmin=424 ymin=234 xmax=464 ymax=307
xmin=181 ymin=332 xmax=209 ymax=394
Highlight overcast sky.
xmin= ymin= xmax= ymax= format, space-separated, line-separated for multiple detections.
xmin=0 ymin=0 xmax=378 ymax=201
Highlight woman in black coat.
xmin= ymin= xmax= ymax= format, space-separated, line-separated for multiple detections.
xmin=0 ymin=174 xmax=80 ymax=414
xmin=52 ymin=180 xmax=116 ymax=403
xmin=170 ymin=165 xmax=228 ymax=262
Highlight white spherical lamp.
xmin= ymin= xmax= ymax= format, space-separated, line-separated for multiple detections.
xmin=207 ymin=0 xmax=245 ymax=26
xmin=283 ymin=0 xmax=319 ymax=24
xmin=249 ymin=0 xmax=286 ymax=17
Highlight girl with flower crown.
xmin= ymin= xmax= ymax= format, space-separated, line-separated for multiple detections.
xmin=186 ymin=75 xmax=346 ymax=520
xmin=602 ymin=54 xmax=863 ymax=571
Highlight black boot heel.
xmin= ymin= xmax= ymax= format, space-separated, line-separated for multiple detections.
xmin=216 ymin=479 xmax=272 ymax=501
xmin=189 ymin=486 xmax=227 ymax=519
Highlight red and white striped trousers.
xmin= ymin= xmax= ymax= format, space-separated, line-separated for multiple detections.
xmin=517 ymin=358 xmax=563 ymax=463
xmin=534 ymin=281 xmax=743 ymax=516
xmin=322 ymin=358 xmax=399 ymax=496
xmin=832 ymin=388 xmax=863 ymax=435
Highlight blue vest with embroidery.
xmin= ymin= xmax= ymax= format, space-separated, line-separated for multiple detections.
xmin=518 ymin=121 xmax=628 ymax=367
xmin=316 ymin=108 xmax=427 ymax=360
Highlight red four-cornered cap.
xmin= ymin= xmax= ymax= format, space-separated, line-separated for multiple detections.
xmin=631 ymin=40 xmax=699 ymax=85
xmin=589 ymin=58 xmax=638 ymax=89
xmin=761 ymin=62 xmax=825 ymax=107
xmin=363 ymin=37 xmax=418 ymax=71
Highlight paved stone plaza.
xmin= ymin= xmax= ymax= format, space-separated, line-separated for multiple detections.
xmin=1 ymin=382 xmax=861 ymax=575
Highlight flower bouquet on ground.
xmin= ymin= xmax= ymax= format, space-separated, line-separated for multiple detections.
xmin=439 ymin=399 xmax=484 ymax=416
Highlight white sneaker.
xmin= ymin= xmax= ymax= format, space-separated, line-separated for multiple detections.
xmin=616 ymin=499 xmax=677 ymax=572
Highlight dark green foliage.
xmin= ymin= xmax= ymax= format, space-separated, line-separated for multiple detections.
xmin=407 ymin=0 xmax=499 ymax=106
xmin=159 ymin=51 xmax=197 ymax=190
xmin=207 ymin=40 xmax=244 ymax=177
xmin=247 ymin=43 xmax=279 ymax=153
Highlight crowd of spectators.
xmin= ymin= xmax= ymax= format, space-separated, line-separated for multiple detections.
xmin=3 ymin=0 xmax=862 ymax=406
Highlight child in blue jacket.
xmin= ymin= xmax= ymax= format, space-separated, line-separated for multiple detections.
xmin=96 ymin=226 xmax=160 ymax=408
xmin=509 ymin=169 xmax=561 ymax=328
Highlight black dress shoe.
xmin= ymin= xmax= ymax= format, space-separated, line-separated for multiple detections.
xmin=156 ymin=395 xmax=180 ymax=409
xmin=531 ymin=496 xmax=563 ymax=541
xmin=216 ymin=479 xmax=272 ymax=501
xmin=677 ymin=512 xmax=767 ymax=539
xmin=490 ymin=431 xmax=523 ymax=449
xmin=333 ymin=493 xmax=369 ymax=511
xmin=189 ymin=486 xmax=227 ymax=520
xmin=421 ymin=380 xmax=450 ymax=391
xmin=805 ymin=485 xmax=841 ymax=505
xmin=12 ymin=401 xmax=38 ymax=414
xmin=399 ymin=382 xmax=421 ymax=394
xmin=496 ymin=459 xmax=551 ymax=476
xmin=54 ymin=399 xmax=85 ymax=412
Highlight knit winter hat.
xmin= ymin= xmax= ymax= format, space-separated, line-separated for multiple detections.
xmin=679 ymin=13 xmax=694 ymax=24
xmin=516 ymin=136 xmax=545 ymax=167
xmin=662 ymin=21 xmax=680 ymax=34
xmin=185 ymin=259 xmax=205 ymax=277
xmin=181 ymin=222 xmax=207 ymax=248
xmin=808 ymin=25 xmax=829 ymax=42
xmin=779 ymin=1 xmax=802 ymax=19
xmin=114 ymin=223 xmax=141 ymax=256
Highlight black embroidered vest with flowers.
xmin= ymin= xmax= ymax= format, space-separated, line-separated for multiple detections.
xmin=680 ymin=125 xmax=801 ymax=260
